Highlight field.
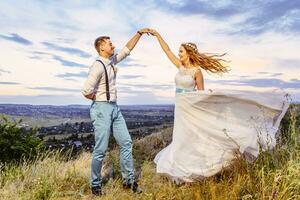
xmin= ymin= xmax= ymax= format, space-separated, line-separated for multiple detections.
xmin=0 ymin=106 xmax=299 ymax=199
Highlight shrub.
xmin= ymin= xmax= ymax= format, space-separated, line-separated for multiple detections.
xmin=0 ymin=116 xmax=44 ymax=163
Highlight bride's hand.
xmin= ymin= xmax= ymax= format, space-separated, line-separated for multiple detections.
xmin=148 ymin=29 xmax=159 ymax=36
xmin=138 ymin=28 xmax=152 ymax=35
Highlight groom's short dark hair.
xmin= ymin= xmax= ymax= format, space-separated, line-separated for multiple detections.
xmin=94 ymin=36 xmax=110 ymax=52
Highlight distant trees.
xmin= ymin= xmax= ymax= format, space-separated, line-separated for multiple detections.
xmin=0 ymin=116 xmax=44 ymax=163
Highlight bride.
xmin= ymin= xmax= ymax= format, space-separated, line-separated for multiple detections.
xmin=149 ymin=29 xmax=290 ymax=182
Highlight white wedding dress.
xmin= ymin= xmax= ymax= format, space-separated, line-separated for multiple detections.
xmin=154 ymin=66 xmax=290 ymax=182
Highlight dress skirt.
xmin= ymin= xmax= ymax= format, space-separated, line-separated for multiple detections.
xmin=154 ymin=89 xmax=290 ymax=182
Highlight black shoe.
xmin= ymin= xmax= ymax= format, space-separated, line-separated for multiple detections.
xmin=123 ymin=181 xmax=142 ymax=194
xmin=91 ymin=186 xmax=102 ymax=196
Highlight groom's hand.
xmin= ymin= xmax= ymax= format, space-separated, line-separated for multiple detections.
xmin=84 ymin=93 xmax=95 ymax=100
xmin=138 ymin=28 xmax=152 ymax=35
xmin=148 ymin=29 xmax=158 ymax=36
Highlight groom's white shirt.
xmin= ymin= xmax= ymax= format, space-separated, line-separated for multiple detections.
xmin=82 ymin=46 xmax=130 ymax=102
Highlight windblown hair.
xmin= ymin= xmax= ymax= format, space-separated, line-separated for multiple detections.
xmin=181 ymin=42 xmax=229 ymax=74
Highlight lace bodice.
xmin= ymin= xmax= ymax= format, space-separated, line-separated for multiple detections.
xmin=175 ymin=66 xmax=199 ymax=90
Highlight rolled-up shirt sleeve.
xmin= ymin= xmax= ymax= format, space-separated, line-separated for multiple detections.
xmin=82 ymin=61 xmax=103 ymax=96
xmin=112 ymin=46 xmax=131 ymax=65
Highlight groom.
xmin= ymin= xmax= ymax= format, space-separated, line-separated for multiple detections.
xmin=82 ymin=28 xmax=149 ymax=196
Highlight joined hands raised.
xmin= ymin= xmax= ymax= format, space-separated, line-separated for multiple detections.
xmin=138 ymin=28 xmax=158 ymax=36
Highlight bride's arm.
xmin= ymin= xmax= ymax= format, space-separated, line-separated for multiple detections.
xmin=150 ymin=30 xmax=181 ymax=68
xmin=195 ymin=70 xmax=204 ymax=90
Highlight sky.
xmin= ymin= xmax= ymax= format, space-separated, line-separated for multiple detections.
xmin=0 ymin=0 xmax=299 ymax=105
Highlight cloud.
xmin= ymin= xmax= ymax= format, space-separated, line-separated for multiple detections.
xmin=119 ymin=75 xmax=144 ymax=79
xmin=257 ymin=72 xmax=269 ymax=75
xmin=275 ymin=58 xmax=300 ymax=69
xmin=28 ymin=56 xmax=43 ymax=60
xmin=28 ymin=87 xmax=80 ymax=93
xmin=156 ymin=1 xmax=299 ymax=35
xmin=257 ymin=71 xmax=283 ymax=77
xmin=270 ymin=73 xmax=284 ymax=77
xmin=52 ymin=55 xmax=86 ymax=68
xmin=118 ymin=90 xmax=173 ymax=105
xmin=63 ymin=78 xmax=78 ymax=82
xmin=28 ymin=51 xmax=87 ymax=68
xmin=229 ymin=1 xmax=300 ymax=35
xmin=26 ymin=51 xmax=50 ymax=61
xmin=238 ymin=75 xmax=251 ymax=78
xmin=154 ymin=0 xmax=243 ymax=19
xmin=0 ymin=94 xmax=86 ymax=105
xmin=47 ymin=21 xmax=81 ymax=31
xmin=122 ymin=83 xmax=174 ymax=90
xmin=118 ymin=57 xmax=148 ymax=68
xmin=0 ymin=33 xmax=33 ymax=45
xmin=31 ymin=51 xmax=51 ymax=56
xmin=55 ymin=37 xmax=77 ymax=44
xmin=0 ymin=68 xmax=11 ymax=75
xmin=116 ymin=86 xmax=133 ymax=91
xmin=119 ymin=63 xmax=148 ymax=68
xmin=0 ymin=81 xmax=19 ymax=85
xmin=42 ymin=42 xmax=91 ymax=58
xmin=290 ymin=17 xmax=300 ymax=32
xmin=55 ymin=71 xmax=88 ymax=78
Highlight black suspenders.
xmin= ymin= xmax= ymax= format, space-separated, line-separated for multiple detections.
xmin=96 ymin=60 xmax=115 ymax=101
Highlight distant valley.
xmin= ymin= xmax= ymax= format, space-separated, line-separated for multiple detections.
xmin=0 ymin=104 xmax=175 ymax=151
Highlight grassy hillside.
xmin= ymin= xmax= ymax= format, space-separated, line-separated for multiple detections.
xmin=0 ymin=107 xmax=299 ymax=200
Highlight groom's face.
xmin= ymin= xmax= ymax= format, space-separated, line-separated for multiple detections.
xmin=101 ymin=39 xmax=115 ymax=57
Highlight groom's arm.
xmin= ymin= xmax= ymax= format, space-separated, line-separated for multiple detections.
xmin=115 ymin=28 xmax=150 ymax=64
xmin=126 ymin=28 xmax=150 ymax=50
xmin=82 ymin=61 xmax=103 ymax=100
xmin=125 ymin=31 xmax=143 ymax=51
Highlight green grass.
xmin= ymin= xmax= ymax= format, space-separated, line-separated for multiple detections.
xmin=0 ymin=108 xmax=299 ymax=200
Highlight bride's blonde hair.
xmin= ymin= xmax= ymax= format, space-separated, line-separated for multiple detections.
xmin=181 ymin=42 xmax=229 ymax=74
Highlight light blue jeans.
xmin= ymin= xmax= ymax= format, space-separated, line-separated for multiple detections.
xmin=90 ymin=101 xmax=134 ymax=187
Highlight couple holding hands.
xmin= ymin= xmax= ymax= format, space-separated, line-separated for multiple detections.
xmin=82 ymin=28 xmax=289 ymax=196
